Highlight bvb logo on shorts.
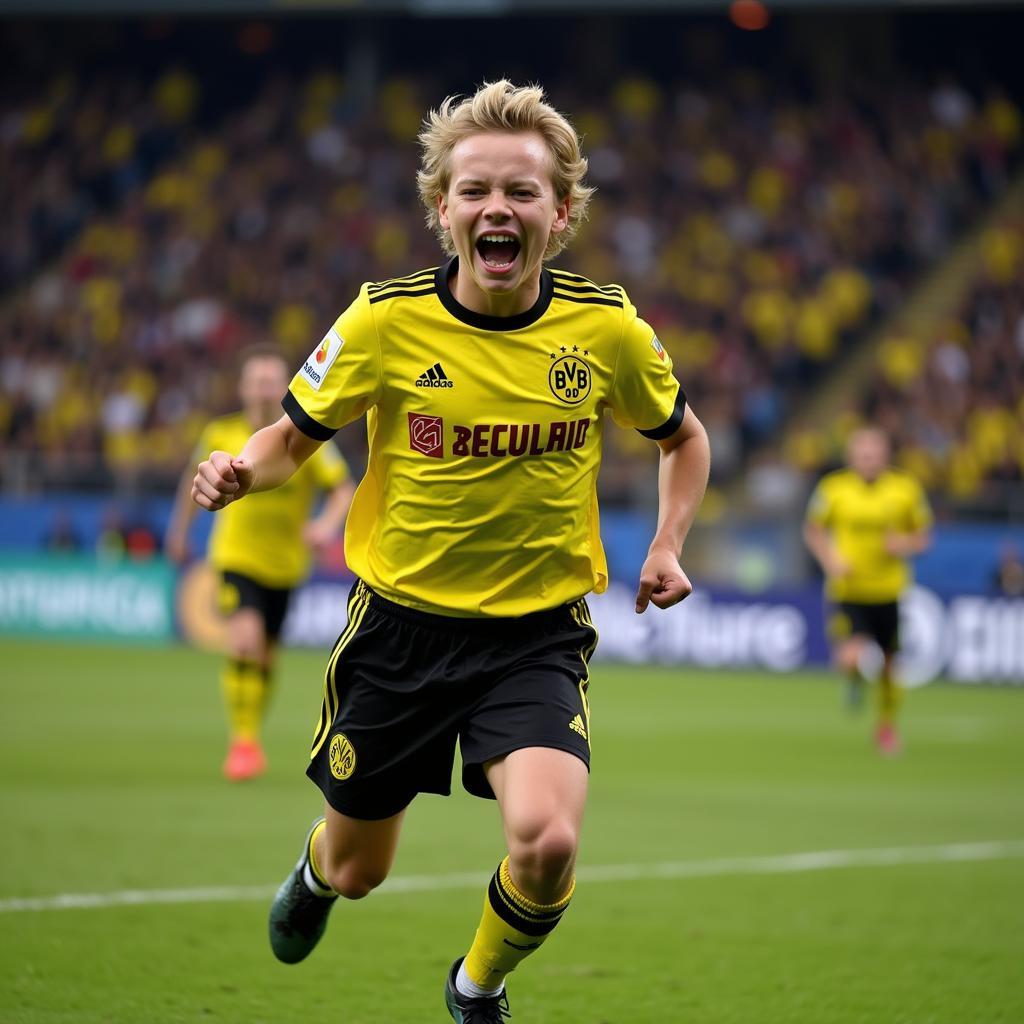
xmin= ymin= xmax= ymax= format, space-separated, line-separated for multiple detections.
xmin=548 ymin=353 xmax=592 ymax=406
xmin=329 ymin=733 xmax=356 ymax=780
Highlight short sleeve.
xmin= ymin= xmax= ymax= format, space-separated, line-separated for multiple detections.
xmin=805 ymin=479 xmax=833 ymax=526
xmin=283 ymin=285 xmax=383 ymax=440
xmin=310 ymin=440 xmax=350 ymax=489
xmin=608 ymin=296 xmax=686 ymax=439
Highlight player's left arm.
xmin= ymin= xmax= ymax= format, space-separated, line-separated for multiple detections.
xmin=303 ymin=478 xmax=356 ymax=552
xmin=635 ymin=405 xmax=710 ymax=613
xmin=884 ymin=479 xmax=934 ymax=558
xmin=884 ymin=528 xmax=932 ymax=558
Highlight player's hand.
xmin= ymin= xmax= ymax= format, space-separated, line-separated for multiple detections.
xmin=302 ymin=518 xmax=337 ymax=553
xmin=825 ymin=553 xmax=852 ymax=578
xmin=635 ymin=549 xmax=693 ymax=613
xmin=191 ymin=451 xmax=256 ymax=511
xmin=884 ymin=531 xmax=911 ymax=557
xmin=164 ymin=532 xmax=190 ymax=564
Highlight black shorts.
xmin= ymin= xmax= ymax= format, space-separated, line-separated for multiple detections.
xmin=218 ymin=570 xmax=293 ymax=640
xmin=829 ymin=600 xmax=900 ymax=654
xmin=306 ymin=579 xmax=598 ymax=821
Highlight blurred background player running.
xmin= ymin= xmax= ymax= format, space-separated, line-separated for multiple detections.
xmin=803 ymin=427 xmax=933 ymax=755
xmin=166 ymin=345 xmax=354 ymax=780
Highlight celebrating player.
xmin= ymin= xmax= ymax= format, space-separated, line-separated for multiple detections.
xmin=190 ymin=81 xmax=710 ymax=1021
xmin=167 ymin=345 xmax=354 ymax=781
xmin=803 ymin=427 xmax=933 ymax=755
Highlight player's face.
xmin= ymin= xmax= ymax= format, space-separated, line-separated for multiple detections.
xmin=438 ymin=131 xmax=569 ymax=306
xmin=239 ymin=357 xmax=289 ymax=424
xmin=848 ymin=430 xmax=890 ymax=481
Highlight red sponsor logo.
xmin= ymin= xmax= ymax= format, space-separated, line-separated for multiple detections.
xmin=408 ymin=412 xmax=443 ymax=458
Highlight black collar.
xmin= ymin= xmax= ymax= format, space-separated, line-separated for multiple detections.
xmin=434 ymin=256 xmax=553 ymax=331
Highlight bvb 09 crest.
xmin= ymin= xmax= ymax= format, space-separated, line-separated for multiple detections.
xmin=549 ymin=352 xmax=592 ymax=406
xmin=329 ymin=733 xmax=356 ymax=780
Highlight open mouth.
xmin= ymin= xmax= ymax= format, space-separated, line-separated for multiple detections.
xmin=475 ymin=234 xmax=521 ymax=272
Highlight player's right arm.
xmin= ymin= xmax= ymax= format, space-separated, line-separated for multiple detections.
xmin=168 ymin=422 xmax=217 ymax=557
xmin=803 ymin=521 xmax=850 ymax=578
xmin=193 ymin=287 xmax=382 ymax=513
xmin=166 ymin=459 xmax=201 ymax=559
xmin=191 ymin=416 xmax=323 ymax=511
xmin=803 ymin=478 xmax=850 ymax=578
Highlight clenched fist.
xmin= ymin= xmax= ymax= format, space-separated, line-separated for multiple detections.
xmin=191 ymin=451 xmax=256 ymax=511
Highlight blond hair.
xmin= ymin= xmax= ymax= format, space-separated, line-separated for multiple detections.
xmin=417 ymin=80 xmax=595 ymax=261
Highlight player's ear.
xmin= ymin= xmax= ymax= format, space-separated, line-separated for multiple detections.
xmin=551 ymin=195 xmax=570 ymax=235
xmin=437 ymin=193 xmax=451 ymax=231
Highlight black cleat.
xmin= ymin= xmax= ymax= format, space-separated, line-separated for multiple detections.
xmin=268 ymin=819 xmax=337 ymax=964
xmin=444 ymin=957 xmax=512 ymax=1022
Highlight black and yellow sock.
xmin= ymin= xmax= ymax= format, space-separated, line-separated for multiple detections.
xmin=463 ymin=856 xmax=574 ymax=992
xmin=221 ymin=659 xmax=270 ymax=742
xmin=301 ymin=819 xmax=335 ymax=896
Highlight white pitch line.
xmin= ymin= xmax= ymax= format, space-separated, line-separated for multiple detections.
xmin=2 ymin=839 xmax=1022 ymax=915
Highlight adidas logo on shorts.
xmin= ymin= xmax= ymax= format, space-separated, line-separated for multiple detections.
xmin=569 ymin=714 xmax=588 ymax=740
xmin=415 ymin=362 xmax=454 ymax=388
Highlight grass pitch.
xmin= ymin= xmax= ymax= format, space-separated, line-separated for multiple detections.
xmin=1 ymin=640 xmax=1022 ymax=1023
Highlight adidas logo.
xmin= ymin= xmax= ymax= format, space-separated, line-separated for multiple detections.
xmin=415 ymin=362 xmax=454 ymax=388
xmin=569 ymin=714 xmax=587 ymax=740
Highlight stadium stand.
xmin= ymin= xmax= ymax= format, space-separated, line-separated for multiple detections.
xmin=0 ymin=19 xmax=1021 ymax=517
xmin=864 ymin=214 xmax=1024 ymax=516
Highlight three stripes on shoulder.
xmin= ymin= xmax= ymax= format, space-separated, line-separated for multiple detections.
xmin=366 ymin=267 xmax=624 ymax=309
xmin=367 ymin=268 xmax=438 ymax=305
xmin=550 ymin=269 xmax=624 ymax=308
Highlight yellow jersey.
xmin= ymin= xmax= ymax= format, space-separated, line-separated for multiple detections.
xmin=805 ymin=468 xmax=933 ymax=603
xmin=196 ymin=412 xmax=350 ymax=588
xmin=284 ymin=259 xmax=684 ymax=617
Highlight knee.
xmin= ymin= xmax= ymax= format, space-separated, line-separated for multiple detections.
xmin=228 ymin=616 xmax=266 ymax=664
xmin=835 ymin=643 xmax=860 ymax=674
xmin=228 ymin=639 xmax=263 ymax=665
xmin=323 ymin=861 xmax=389 ymax=901
xmin=508 ymin=819 xmax=579 ymax=892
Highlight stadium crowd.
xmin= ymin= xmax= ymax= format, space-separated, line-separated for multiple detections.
xmin=862 ymin=218 xmax=1024 ymax=512
xmin=0 ymin=35 xmax=1021 ymax=513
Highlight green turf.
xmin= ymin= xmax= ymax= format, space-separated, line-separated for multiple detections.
xmin=1 ymin=640 xmax=1022 ymax=1023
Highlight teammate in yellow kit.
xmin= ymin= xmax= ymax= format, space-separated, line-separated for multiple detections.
xmin=190 ymin=82 xmax=710 ymax=1021
xmin=803 ymin=427 xmax=933 ymax=754
xmin=167 ymin=346 xmax=354 ymax=780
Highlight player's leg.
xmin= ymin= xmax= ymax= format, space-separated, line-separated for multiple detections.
xmin=221 ymin=598 xmax=271 ymax=780
xmin=829 ymin=603 xmax=869 ymax=712
xmin=273 ymin=579 xmax=460 ymax=964
xmin=873 ymin=603 xmax=903 ymax=755
xmin=269 ymin=804 xmax=406 ymax=963
xmin=447 ymin=747 xmax=586 ymax=1015
xmin=221 ymin=576 xmax=291 ymax=779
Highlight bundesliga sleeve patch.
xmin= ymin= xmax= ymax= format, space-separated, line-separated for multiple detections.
xmin=650 ymin=335 xmax=666 ymax=361
xmin=300 ymin=328 xmax=345 ymax=391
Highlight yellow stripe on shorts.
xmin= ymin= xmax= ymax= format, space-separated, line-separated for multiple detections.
xmin=310 ymin=583 xmax=371 ymax=759
xmin=571 ymin=600 xmax=598 ymax=746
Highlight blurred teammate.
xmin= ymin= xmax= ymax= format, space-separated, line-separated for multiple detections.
xmin=167 ymin=345 xmax=354 ymax=781
xmin=803 ymin=427 xmax=932 ymax=755
xmin=190 ymin=81 xmax=709 ymax=1021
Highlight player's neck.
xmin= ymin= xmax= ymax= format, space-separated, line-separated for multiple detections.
xmin=449 ymin=264 xmax=542 ymax=319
